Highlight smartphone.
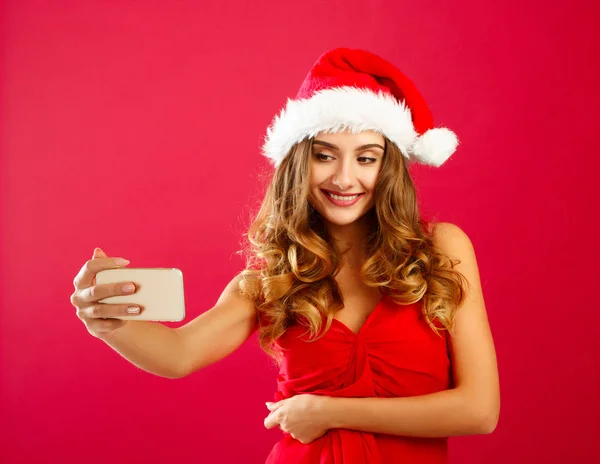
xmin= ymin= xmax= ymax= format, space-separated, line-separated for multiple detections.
xmin=95 ymin=268 xmax=185 ymax=322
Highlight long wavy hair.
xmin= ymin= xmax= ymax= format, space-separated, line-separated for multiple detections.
xmin=237 ymin=135 xmax=468 ymax=359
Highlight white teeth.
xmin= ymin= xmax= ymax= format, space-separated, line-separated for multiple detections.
xmin=327 ymin=192 xmax=360 ymax=201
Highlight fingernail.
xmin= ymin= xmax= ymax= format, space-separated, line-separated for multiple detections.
xmin=115 ymin=258 xmax=130 ymax=266
xmin=122 ymin=283 xmax=135 ymax=293
xmin=127 ymin=306 xmax=140 ymax=314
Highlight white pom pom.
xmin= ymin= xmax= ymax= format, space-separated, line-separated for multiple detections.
xmin=410 ymin=128 xmax=459 ymax=167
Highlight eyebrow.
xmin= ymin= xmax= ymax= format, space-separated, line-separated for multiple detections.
xmin=312 ymin=140 xmax=385 ymax=152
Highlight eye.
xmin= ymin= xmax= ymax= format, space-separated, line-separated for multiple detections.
xmin=314 ymin=153 xmax=333 ymax=161
xmin=314 ymin=153 xmax=378 ymax=163
xmin=358 ymin=156 xmax=377 ymax=164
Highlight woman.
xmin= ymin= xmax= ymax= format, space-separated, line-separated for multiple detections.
xmin=71 ymin=48 xmax=500 ymax=463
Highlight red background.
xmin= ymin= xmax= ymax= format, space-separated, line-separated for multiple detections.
xmin=2 ymin=1 xmax=599 ymax=463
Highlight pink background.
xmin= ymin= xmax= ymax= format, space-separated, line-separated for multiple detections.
xmin=2 ymin=0 xmax=599 ymax=462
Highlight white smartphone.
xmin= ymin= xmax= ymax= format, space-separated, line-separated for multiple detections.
xmin=95 ymin=268 xmax=185 ymax=322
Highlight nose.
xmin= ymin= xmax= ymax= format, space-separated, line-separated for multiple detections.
xmin=331 ymin=159 xmax=356 ymax=191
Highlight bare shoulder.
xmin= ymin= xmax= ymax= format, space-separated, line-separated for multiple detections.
xmin=430 ymin=221 xmax=474 ymax=258
xmin=214 ymin=271 xmax=258 ymax=313
xmin=428 ymin=221 xmax=486 ymax=311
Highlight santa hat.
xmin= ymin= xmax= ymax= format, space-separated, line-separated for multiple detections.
xmin=261 ymin=47 xmax=458 ymax=168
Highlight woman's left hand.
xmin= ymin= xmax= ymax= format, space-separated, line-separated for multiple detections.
xmin=264 ymin=394 xmax=330 ymax=444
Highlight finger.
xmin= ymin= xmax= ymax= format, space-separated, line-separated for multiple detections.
xmin=77 ymin=280 xmax=137 ymax=305
xmin=77 ymin=303 xmax=143 ymax=320
xmin=93 ymin=247 xmax=106 ymax=259
xmin=91 ymin=248 xmax=106 ymax=287
xmin=266 ymin=400 xmax=283 ymax=411
xmin=263 ymin=412 xmax=279 ymax=429
xmin=72 ymin=248 xmax=130 ymax=290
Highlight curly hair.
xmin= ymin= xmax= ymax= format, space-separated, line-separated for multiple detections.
xmin=237 ymin=135 xmax=468 ymax=360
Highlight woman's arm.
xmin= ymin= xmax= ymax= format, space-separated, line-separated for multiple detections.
xmin=265 ymin=222 xmax=500 ymax=439
xmin=319 ymin=388 xmax=493 ymax=437
xmin=101 ymin=272 xmax=257 ymax=378
xmin=174 ymin=272 xmax=258 ymax=375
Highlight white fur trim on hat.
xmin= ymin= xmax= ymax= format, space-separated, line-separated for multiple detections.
xmin=410 ymin=128 xmax=459 ymax=168
xmin=262 ymin=86 xmax=418 ymax=167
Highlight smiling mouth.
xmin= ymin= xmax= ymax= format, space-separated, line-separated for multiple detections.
xmin=321 ymin=190 xmax=365 ymax=200
xmin=320 ymin=190 xmax=365 ymax=207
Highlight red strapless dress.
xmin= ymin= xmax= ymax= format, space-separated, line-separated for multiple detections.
xmin=265 ymin=294 xmax=452 ymax=463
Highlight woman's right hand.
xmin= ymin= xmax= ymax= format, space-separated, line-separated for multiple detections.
xmin=70 ymin=247 xmax=141 ymax=339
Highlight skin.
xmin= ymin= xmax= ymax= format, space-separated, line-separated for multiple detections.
xmin=263 ymin=221 xmax=500 ymax=442
xmin=71 ymin=129 xmax=499 ymax=444
xmin=71 ymin=249 xmax=138 ymax=336
xmin=307 ymin=130 xmax=385 ymax=267
xmin=262 ymin=131 xmax=500 ymax=443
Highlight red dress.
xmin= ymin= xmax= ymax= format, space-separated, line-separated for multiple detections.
xmin=265 ymin=294 xmax=452 ymax=463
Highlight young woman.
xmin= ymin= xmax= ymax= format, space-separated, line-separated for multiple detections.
xmin=71 ymin=48 xmax=500 ymax=463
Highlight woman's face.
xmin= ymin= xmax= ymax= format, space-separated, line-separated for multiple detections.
xmin=308 ymin=130 xmax=385 ymax=227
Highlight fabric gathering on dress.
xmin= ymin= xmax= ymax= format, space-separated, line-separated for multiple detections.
xmin=265 ymin=293 xmax=453 ymax=464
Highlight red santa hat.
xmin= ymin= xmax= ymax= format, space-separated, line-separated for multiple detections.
xmin=262 ymin=47 xmax=458 ymax=168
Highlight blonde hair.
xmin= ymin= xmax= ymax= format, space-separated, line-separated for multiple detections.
xmin=238 ymin=136 xmax=468 ymax=359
